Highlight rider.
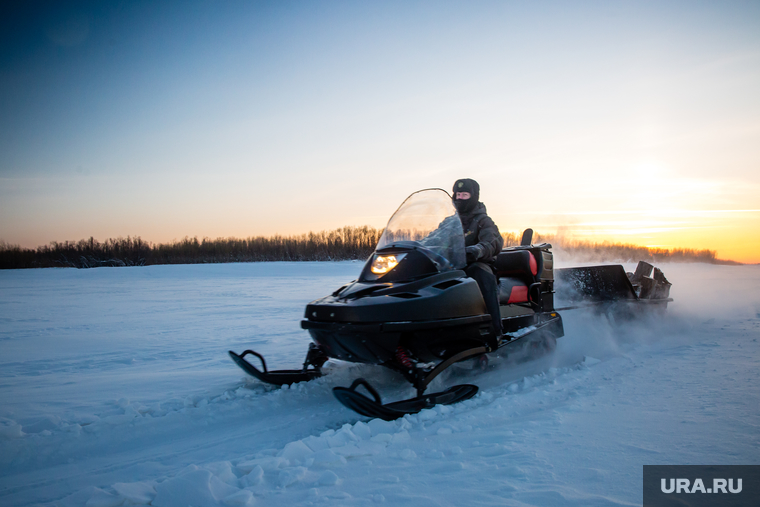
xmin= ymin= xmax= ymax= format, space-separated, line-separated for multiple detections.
xmin=452 ymin=178 xmax=504 ymax=347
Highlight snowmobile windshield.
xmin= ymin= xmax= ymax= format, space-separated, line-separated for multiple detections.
xmin=376 ymin=189 xmax=466 ymax=271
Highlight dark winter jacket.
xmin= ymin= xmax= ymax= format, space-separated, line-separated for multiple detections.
xmin=459 ymin=202 xmax=503 ymax=264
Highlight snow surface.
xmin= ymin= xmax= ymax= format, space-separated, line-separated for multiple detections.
xmin=0 ymin=261 xmax=759 ymax=506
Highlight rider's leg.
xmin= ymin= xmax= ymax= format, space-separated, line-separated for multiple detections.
xmin=464 ymin=262 xmax=502 ymax=341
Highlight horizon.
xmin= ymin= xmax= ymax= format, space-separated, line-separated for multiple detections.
xmin=2 ymin=224 xmax=748 ymax=266
xmin=1 ymin=1 xmax=759 ymax=263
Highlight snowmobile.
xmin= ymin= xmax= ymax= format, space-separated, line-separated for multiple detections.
xmin=229 ymin=188 xmax=672 ymax=420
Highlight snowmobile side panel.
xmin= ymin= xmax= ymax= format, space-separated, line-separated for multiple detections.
xmin=382 ymin=314 xmax=491 ymax=332
xmin=501 ymin=312 xmax=564 ymax=343
xmin=301 ymin=314 xmax=491 ymax=333
xmin=306 ymin=327 xmax=399 ymax=364
xmin=305 ymin=274 xmax=486 ymax=324
xmin=302 ymin=270 xmax=495 ymax=364
xmin=302 ymin=314 xmax=493 ymax=364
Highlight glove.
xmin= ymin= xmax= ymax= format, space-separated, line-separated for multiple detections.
xmin=465 ymin=245 xmax=484 ymax=263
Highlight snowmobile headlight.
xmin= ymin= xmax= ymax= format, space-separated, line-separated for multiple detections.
xmin=370 ymin=253 xmax=406 ymax=275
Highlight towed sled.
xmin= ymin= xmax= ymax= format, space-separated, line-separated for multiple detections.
xmin=230 ymin=189 xmax=672 ymax=420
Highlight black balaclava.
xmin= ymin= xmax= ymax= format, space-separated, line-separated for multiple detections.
xmin=452 ymin=178 xmax=480 ymax=214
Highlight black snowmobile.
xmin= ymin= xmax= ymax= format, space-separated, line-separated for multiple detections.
xmin=230 ymin=188 xmax=672 ymax=420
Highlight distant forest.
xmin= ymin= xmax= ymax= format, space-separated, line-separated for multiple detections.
xmin=0 ymin=226 xmax=738 ymax=269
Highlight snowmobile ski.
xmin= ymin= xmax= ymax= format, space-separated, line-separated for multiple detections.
xmin=333 ymin=345 xmax=488 ymax=419
xmin=228 ymin=343 xmax=326 ymax=386
xmin=333 ymin=378 xmax=479 ymax=421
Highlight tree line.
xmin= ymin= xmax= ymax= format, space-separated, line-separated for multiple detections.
xmin=0 ymin=227 xmax=383 ymax=269
xmin=0 ymin=226 xmax=736 ymax=269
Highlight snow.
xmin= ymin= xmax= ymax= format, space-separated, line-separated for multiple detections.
xmin=1 ymin=261 xmax=759 ymax=506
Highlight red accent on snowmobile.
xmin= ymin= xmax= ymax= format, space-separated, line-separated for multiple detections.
xmin=494 ymin=250 xmax=539 ymax=278
xmin=507 ymin=285 xmax=529 ymax=304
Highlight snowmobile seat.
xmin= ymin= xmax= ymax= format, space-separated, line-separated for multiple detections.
xmin=493 ymin=250 xmax=540 ymax=283
xmin=494 ymin=249 xmax=542 ymax=305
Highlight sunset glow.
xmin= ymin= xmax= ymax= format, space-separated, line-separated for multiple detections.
xmin=1 ymin=1 xmax=758 ymax=263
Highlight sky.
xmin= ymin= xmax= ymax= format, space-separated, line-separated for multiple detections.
xmin=1 ymin=0 xmax=759 ymax=263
